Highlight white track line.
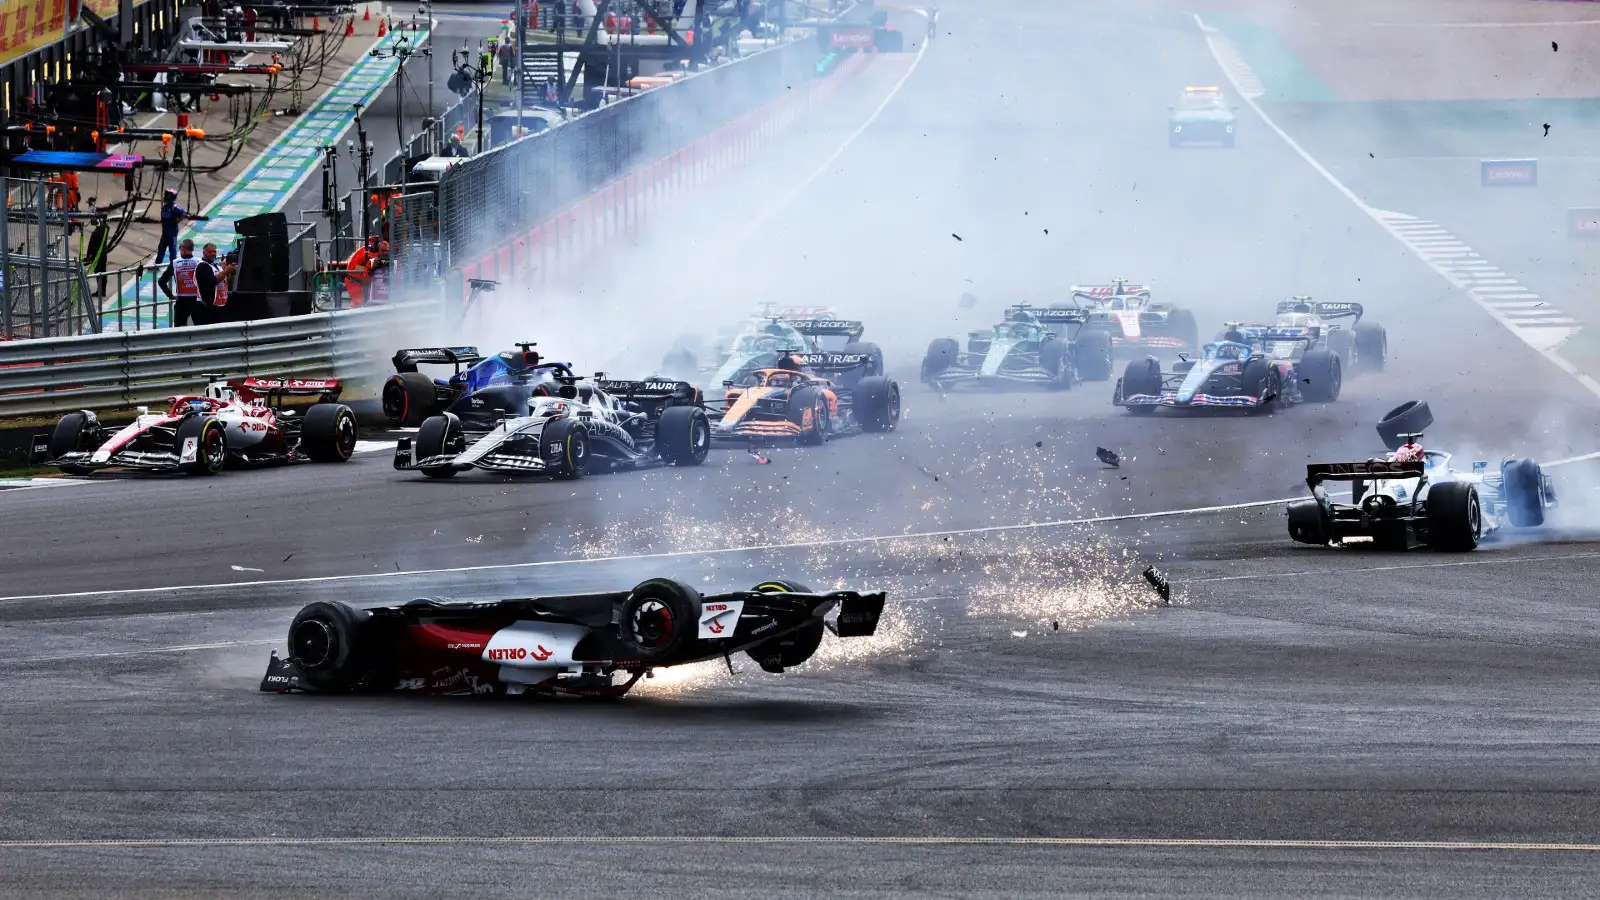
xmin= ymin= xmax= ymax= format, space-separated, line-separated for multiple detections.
xmin=1192 ymin=15 xmax=1600 ymax=399
xmin=1193 ymin=551 xmax=1600 ymax=585
xmin=0 ymin=640 xmax=274 ymax=666
xmin=0 ymin=835 xmax=1595 ymax=851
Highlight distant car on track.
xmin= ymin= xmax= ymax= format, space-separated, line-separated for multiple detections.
xmin=32 ymin=374 xmax=358 ymax=476
xmin=1239 ymin=297 xmax=1386 ymax=374
xmin=710 ymin=349 xmax=900 ymax=443
xmin=1169 ymin=84 xmax=1237 ymax=148
xmin=261 ymin=578 xmax=889 ymax=699
xmin=1287 ymin=400 xmax=1556 ymax=551
xmin=922 ymin=303 xmax=1113 ymax=389
xmin=662 ymin=307 xmax=882 ymax=388
xmin=394 ymin=363 xmax=710 ymax=479
xmin=1113 ymin=328 xmax=1340 ymax=413
xmin=1070 ymin=280 xmax=1200 ymax=360
xmin=382 ymin=343 xmax=565 ymax=427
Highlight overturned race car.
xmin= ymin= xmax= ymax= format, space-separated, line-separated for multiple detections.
xmin=1287 ymin=400 xmax=1556 ymax=551
xmin=922 ymin=304 xmax=1113 ymax=390
xmin=34 ymin=374 xmax=359 ymax=476
xmin=260 ymin=578 xmax=888 ymax=699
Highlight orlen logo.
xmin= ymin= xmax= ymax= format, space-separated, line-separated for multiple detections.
xmin=488 ymin=645 xmax=552 ymax=661
xmin=705 ymin=604 xmax=729 ymax=612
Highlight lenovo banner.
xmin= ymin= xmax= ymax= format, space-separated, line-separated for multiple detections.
xmin=830 ymin=26 xmax=874 ymax=48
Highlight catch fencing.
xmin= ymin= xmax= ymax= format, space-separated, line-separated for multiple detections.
xmin=0 ymin=303 xmax=437 ymax=418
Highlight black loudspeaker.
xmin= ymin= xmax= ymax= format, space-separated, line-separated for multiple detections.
xmin=234 ymin=212 xmax=289 ymax=292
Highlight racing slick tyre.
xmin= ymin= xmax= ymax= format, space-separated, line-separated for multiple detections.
xmin=1243 ymin=359 xmax=1281 ymax=415
xmin=1501 ymin=457 xmax=1546 ymax=528
xmin=922 ymin=338 xmax=960 ymax=385
xmin=1121 ymin=357 xmax=1162 ymax=415
xmin=1039 ymin=338 xmax=1074 ymax=390
xmin=287 ymin=600 xmax=374 ymax=692
xmin=301 ymin=403 xmax=359 ymax=462
xmin=842 ymin=341 xmax=885 ymax=378
xmin=1166 ymin=309 xmax=1200 ymax=354
xmin=1298 ymin=346 xmax=1342 ymax=402
xmin=1325 ymin=329 xmax=1356 ymax=365
xmin=1426 ymin=481 xmax=1482 ymax=552
xmin=745 ymin=580 xmax=826 ymax=674
xmin=655 ymin=405 xmax=711 ymax=466
xmin=414 ymin=415 xmax=462 ymax=478
xmin=48 ymin=411 xmax=99 ymax=475
xmin=382 ymin=372 xmax=437 ymax=427
xmin=1285 ymin=499 xmax=1328 ymax=545
xmin=1377 ymin=400 xmax=1433 ymax=450
xmin=619 ymin=578 xmax=701 ymax=662
xmin=1353 ymin=322 xmax=1388 ymax=372
xmin=541 ymin=417 xmax=589 ymax=478
xmin=856 ymin=376 xmax=902 ymax=432
xmin=792 ymin=386 xmax=831 ymax=446
xmin=176 ymin=416 xmax=227 ymax=475
xmin=1073 ymin=329 xmax=1115 ymax=382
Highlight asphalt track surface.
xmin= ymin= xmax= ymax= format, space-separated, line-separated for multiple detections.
xmin=6 ymin=2 xmax=1600 ymax=897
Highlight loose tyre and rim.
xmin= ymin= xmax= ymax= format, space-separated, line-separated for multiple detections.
xmin=618 ymin=578 xmax=702 ymax=662
xmin=1426 ymin=481 xmax=1482 ymax=551
xmin=922 ymin=338 xmax=960 ymax=385
xmin=176 ymin=416 xmax=227 ymax=475
xmin=1376 ymin=400 xmax=1433 ymax=450
xmin=48 ymin=411 xmax=98 ymax=475
xmin=414 ymin=415 xmax=462 ymax=478
xmin=793 ymin=387 xmax=831 ymax=446
xmin=383 ymin=372 xmax=436 ymax=427
xmin=744 ymin=581 xmax=826 ymax=674
xmin=655 ymin=405 xmax=711 ymax=466
xmin=541 ymin=417 xmax=589 ymax=478
xmin=301 ymin=403 xmax=359 ymax=462
xmin=1501 ymin=457 xmax=1546 ymax=528
xmin=856 ymin=376 xmax=901 ymax=432
xmin=288 ymin=600 xmax=373 ymax=692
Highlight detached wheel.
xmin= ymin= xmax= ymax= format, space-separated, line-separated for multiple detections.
xmin=414 ymin=414 xmax=462 ymax=478
xmin=1501 ymin=457 xmax=1546 ymax=528
xmin=618 ymin=578 xmax=702 ymax=662
xmin=1426 ymin=481 xmax=1482 ymax=552
xmin=176 ymin=416 xmax=227 ymax=475
xmin=1377 ymin=400 xmax=1433 ymax=450
xmin=383 ymin=372 xmax=437 ymax=427
xmin=744 ymin=581 xmax=825 ymax=674
xmin=655 ymin=405 xmax=710 ymax=466
xmin=287 ymin=600 xmax=374 ymax=692
xmin=542 ymin=417 xmax=589 ymax=478
xmin=48 ymin=411 xmax=99 ymax=475
xmin=301 ymin=403 xmax=359 ymax=462
xmin=855 ymin=376 xmax=901 ymax=432
xmin=922 ymin=337 xmax=959 ymax=385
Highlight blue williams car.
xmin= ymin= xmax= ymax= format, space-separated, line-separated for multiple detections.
xmin=382 ymin=343 xmax=575 ymax=427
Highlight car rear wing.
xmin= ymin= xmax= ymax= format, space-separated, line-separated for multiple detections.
xmin=792 ymin=351 xmax=874 ymax=372
xmin=392 ymin=346 xmax=483 ymax=373
xmin=782 ymin=317 xmax=865 ymax=339
xmin=1072 ymin=284 xmax=1151 ymax=300
xmin=1030 ymin=307 xmax=1090 ymax=325
xmin=234 ymin=377 xmax=342 ymax=401
xmin=1239 ymin=324 xmax=1321 ymax=344
xmin=1276 ymin=300 xmax=1363 ymax=323
xmin=1306 ymin=459 xmax=1423 ymax=488
xmin=596 ymin=378 xmax=701 ymax=411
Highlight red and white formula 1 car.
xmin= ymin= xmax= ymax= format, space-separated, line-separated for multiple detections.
xmin=33 ymin=373 xmax=359 ymax=476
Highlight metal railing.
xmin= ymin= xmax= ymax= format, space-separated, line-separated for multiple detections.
xmin=0 ymin=303 xmax=439 ymax=418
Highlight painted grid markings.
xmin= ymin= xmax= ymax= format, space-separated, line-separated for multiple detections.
xmin=1373 ymin=210 xmax=1580 ymax=348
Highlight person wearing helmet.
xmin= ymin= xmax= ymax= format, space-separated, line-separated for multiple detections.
xmin=774 ymin=350 xmax=804 ymax=372
xmin=1223 ymin=326 xmax=1246 ymax=344
xmin=154 ymin=188 xmax=191 ymax=265
xmin=763 ymin=321 xmax=789 ymax=337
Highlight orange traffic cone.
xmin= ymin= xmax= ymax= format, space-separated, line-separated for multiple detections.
xmin=313 ymin=16 xmax=320 ymax=29
xmin=363 ymin=5 xmax=371 ymax=20
xmin=345 ymin=19 xmax=354 ymax=36
xmin=377 ymin=18 xmax=387 ymax=37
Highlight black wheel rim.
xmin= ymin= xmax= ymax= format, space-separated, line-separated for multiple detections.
xmin=382 ymin=380 xmax=406 ymax=421
xmin=887 ymin=386 xmax=901 ymax=424
xmin=1469 ymin=493 xmax=1481 ymax=537
xmin=291 ymin=619 xmax=335 ymax=668
xmin=630 ymin=599 xmax=674 ymax=649
xmin=337 ymin=413 xmax=357 ymax=457
xmin=691 ymin=418 xmax=709 ymax=460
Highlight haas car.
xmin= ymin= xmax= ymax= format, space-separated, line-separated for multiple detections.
xmin=922 ymin=304 xmax=1114 ymax=390
xmin=710 ymin=349 xmax=900 ymax=444
xmin=1114 ymin=328 xmax=1341 ymax=413
xmin=1169 ymin=85 xmax=1237 ymax=148
xmin=261 ymin=577 xmax=888 ymax=699
xmin=395 ymin=359 xmax=711 ymax=479
xmin=1245 ymin=297 xmax=1387 ymax=373
xmin=382 ymin=343 xmax=562 ymax=427
xmin=1071 ymin=280 xmax=1200 ymax=359
xmin=33 ymin=374 xmax=358 ymax=475
xmin=662 ymin=307 xmax=883 ymax=388
xmin=1288 ymin=401 xmax=1556 ymax=552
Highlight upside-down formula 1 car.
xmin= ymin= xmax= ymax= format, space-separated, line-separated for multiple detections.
xmin=662 ymin=308 xmax=883 ymax=387
xmin=709 ymin=350 xmax=900 ymax=444
xmin=1113 ymin=330 xmax=1340 ymax=414
xmin=1247 ymin=297 xmax=1387 ymax=374
xmin=382 ymin=343 xmax=563 ymax=427
xmin=922 ymin=304 xmax=1114 ymax=390
xmin=1070 ymin=280 xmax=1200 ymax=359
xmin=1287 ymin=401 xmax=1556 ymax=552
xmin=33 ymin=375 xmax=359 ymax=476
xmin=1168 ymin=85 xmax=1237 ymax=148
xmin=394 ymin=362 xmax=710 ymax=479
xmin=261 ymin=578 xmax=888 ymax=699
